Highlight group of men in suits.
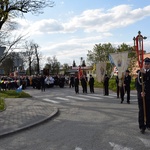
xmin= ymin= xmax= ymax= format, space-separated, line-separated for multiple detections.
xmin=74 ymin=74 xmax=95 ymax=94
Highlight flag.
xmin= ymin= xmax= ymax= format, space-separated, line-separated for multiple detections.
xmin=16 ymin=85 xmax=22 ymax=93
xmin=96 ymin=62 xmax=107 ymax=82
xmin=108 ymin=54 xmax=115 ymax=66
xmin=109 ymin=52 xmax=128 ymax=79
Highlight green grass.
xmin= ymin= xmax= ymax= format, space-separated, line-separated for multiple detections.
xmin=94 ymin=78 xmax=136 ymax=91
xmin=0 ymin=90 xmax=32 ymax=111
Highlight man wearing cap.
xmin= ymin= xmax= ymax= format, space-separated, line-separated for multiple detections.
xmin=121 ymin=70 xmax=131 ymax=104
xmin=136 ymin=57 xmax=150 ymax=133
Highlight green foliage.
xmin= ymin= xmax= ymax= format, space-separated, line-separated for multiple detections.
xmin=0 ymin=90 xmax=32 ymax=98
xmin=94 ymin=80 xmax=103 ymax=88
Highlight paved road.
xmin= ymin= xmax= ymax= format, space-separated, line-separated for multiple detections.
xmin=0 ymin=86 xmax=150 ymax=150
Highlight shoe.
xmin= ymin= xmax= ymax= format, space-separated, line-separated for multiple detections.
xmin=147 ymin=127 xmax=150 ymax=130
xmin=127 ymin=101 xmax=130 ymax=104
xmin=121 ymin=100 xmax=123 ymax=103
xmin=140 ymin=129 xmax=145 ymax=134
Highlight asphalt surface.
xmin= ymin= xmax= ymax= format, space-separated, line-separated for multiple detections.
xmin=0 ymin=89 xmax=59 ymax=137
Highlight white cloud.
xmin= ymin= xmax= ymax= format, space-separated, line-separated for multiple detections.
xmin=11 ymin=4 xmax=150 ymax=65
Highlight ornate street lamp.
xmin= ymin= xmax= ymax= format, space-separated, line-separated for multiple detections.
xmin=133 ymin=31 xmax=147 ymax=68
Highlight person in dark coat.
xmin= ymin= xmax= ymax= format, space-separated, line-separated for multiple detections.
xmin=69 ymin=75 xmax=75 ymax=88
xmin=136 ymin=57 xmax=150 ymax=134
xmin=121 ymin=70 xmax=131 ymax=104
xmin=103 ymin=74 xmax=109 ymax=95
xmin=89 ymin=74 xmax=94 ymax=93
xmin=74 ymin=75 xmax=79 ymax=94
xmin=116 ymin=74 xmax=119 ymax=98
xmin=80 ymin=75 xmax=87 ymax=93
xmin=40 ymin=75 xmax=46 ymax=91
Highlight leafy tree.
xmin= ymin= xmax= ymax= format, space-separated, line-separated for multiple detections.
xmin=87 ymin=43 xmax=116 ymax=75
xmin=87 ymin=42 xmax=137 ymax=77
xmin=87 ymin=43 xmax=116 ymax=64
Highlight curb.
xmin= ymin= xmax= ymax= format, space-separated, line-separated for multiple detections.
xmin=0 ymin=107 xmax=59 ymax=138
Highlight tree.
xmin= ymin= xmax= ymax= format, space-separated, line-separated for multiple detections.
xmin=45 ymin=56 xmax=60 ymax=75
xmin=0 ymin=55 xmax=14 ymax=75
xmin=23 ymin=41 xmax=36 ymax=75
xmin=63 ymin=63 xmax=69 ymax=74
xmin=87 ymin=43 xmax=116 ymax=75
xmin=32 ymin=43 xmax=42 ymax=75
xmin=87 ymin=43 xmax=116 ymax=64
xmin=0 ymin=33 xmax=26 ymax=64
xmin=0 ymin=0 xmax=55 ymax=30
xmin=0 ymin=0 xmax=54 ymax=67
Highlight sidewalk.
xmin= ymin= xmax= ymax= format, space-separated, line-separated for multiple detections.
xmin=0 ymin=97 xmax=59 ymax=137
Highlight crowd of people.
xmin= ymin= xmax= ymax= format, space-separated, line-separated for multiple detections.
xmin=1 ymin=60 xmax=150 ymax=135
xmin=0 ymin=74 xmax=67 ymax=91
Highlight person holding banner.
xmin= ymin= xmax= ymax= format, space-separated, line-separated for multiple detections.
xmin=136 ymin=57 xmax=150 ymax=133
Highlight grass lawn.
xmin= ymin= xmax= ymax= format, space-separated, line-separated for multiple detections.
xmin=0 ymin=90 xmax=32 ymax=111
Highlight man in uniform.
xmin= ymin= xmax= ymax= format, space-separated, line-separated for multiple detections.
xmin=103 ymin=74 xmax=109 ymax=96
xmin=136 ymin=57 xmax=150 ymax=133
xmin=120 ymin=70 xmax=131 ymax=104
xmin=116 ymin=73 xmax=119 ymax=98
xmin=89 ymin=74 xmax=94 ymax=93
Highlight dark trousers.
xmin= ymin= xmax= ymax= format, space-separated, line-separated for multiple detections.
xmin=120 ymin=86 xmax=125 ymax=101
xmin=89 ymin=84 xmax=94 ymax=93
xmin=138 ymin=92 xmax=150 ymax=129
xmin=104 ymin=85 xmax=109 ymax=95
xmin=82 ymin=84 xmax=87 ymax=93
xmin=75 ymin=85 xmax=79 ymax=93
xmin=125 ymin=86 xmax=130 ymax=102
xmin=41 ymin=84 xmax=45 ymax=91
xmin=116 ymin=85 xmax=119 ymax=98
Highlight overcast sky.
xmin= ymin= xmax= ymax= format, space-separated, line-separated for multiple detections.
xmin=12 ymin=0 xmax=150 ymax=67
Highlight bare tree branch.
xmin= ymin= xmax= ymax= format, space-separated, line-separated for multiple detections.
xmin=0 ymin=0 xmax=55 ymax=29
